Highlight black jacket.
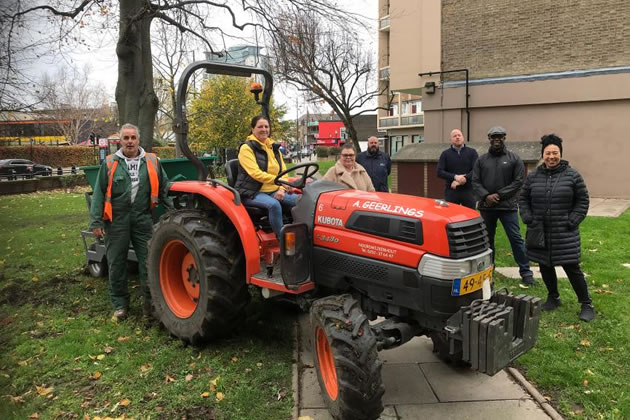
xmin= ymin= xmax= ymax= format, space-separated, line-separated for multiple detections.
xmin=472 ymin=147 xmax=525 ymax=211
xmin=356 ymin=150 xmax=391 ymax=192
xmin=437 ymin=145 xmax=478 ymax=190
xmin=235 ymin=140 xmax=283 ymax=199
xmin=519 ymin=160 xmax=589 ymax=266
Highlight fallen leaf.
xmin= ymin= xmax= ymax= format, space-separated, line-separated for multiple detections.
xmin=210 ymin=376 xmax=220 ymax=386
xmin=602 ymin=284 xmax=609 ymax=288
xmin=231 ymin=357 xmax=238 ymax=363
xmin=90 ymin=371 xmax=102 ymax=380
xmin=573 ymin=408 xmax=585 ymax=415
xmin=140 ymin=364 xmax=152 ymax=373
xmin=584 ymin=390 xmax=592 ymax=394
xmin=588 ymin=248 xmax=598 ymax=252
xmin=117 ymin=336 xmax=130 ymax=342
xmin=585 ymin=369 xmax=595 ymax=376
xmin=96 ymin=354 xmax=105 ymax=360
xmin=543 ymin=395 xmax=552 ymax=402
xmin=18 ymin=360 xmax=29 ymax=367
xmin=120 ymin=398 xmax=130 ymax=406
xmin=256 ymin=362 xmax=263 ymax=368
xmin=215 ymin=392 xmax=224 ymax=402
xmin=518 ymin=283 xmax=530 ymax=289
xmin=35 ymin=385 xmax=54 ymax=396
xmin=88 ymin=355 xmax=97 ymax=360
xmin=104 ymin=346 xmax=114 ymax=354
xmin=209 ymin=384 xmax=216 ymax=391
xmin=36 ymin=321 xmax=44 ymax=327
xmin=580 ymin=339 xmax=591 ymax=347
xmin=185 ymin=374 xmax=193 ymax=382
xmin=165 ymin=374 xmax=176 ymax=383
xmin=201 ymin=392 xmax=210 ymax=398
xmin=28 ymin=413 xmax=40 ymax=419
xmin=583 ymin=379 xmax=589 ymax=386
xmin=10 ymin=395 xmax=24 ymax=404
xmin=594 ymin=289 xmax=613 ymax=295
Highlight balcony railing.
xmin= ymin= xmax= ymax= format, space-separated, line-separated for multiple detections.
xmin=379 ymin=67 xmax=390 ymax=80
xmin=401 ymin=114 xmax=424 ymax=126
xmin=379 ymin=117 xmax=398 ymax=128
xmin=379 ymin=17 xmax=390 ymax=30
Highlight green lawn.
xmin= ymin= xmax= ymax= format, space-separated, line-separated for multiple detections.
xmin=0 ymin=188 xmax=295 ymax=420
xmin=493 ymin=210 xmax=630 ymax=418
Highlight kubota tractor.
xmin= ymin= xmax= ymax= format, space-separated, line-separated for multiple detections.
xmin=147 ymin=62 xmax=541 ymax=420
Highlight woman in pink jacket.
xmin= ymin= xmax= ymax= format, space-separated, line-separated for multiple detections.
xmin=323 ymin=143 xmax=375 ymax=192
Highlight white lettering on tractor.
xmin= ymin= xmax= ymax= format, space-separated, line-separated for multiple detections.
xmin=357 ymin=243 xmax=397 ymax=259
xmin=351 ymin=200 xmax=424 ymax=219
xmin=317 ymin=215 xmax=344 ymax=227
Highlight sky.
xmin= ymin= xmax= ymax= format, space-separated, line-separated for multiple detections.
xmin=31 ymin=0 xmax=378 ymax=119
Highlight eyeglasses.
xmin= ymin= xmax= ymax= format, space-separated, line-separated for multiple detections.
xmin=122 ymin=135 xmax=137 ymax=140
xmin=341 ymin=154 xmax=355 ymax=158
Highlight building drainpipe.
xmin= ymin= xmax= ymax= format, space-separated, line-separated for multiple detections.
xmin=418 ymin=69 xmax=470 ymax=141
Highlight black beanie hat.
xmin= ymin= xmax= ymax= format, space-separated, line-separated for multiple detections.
xmin=540 ymin=134 xmax=563 ymax=156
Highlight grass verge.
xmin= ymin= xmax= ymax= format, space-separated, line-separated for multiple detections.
xmin=493 ymin=210 xmax=630 ymax=418
xmin=0 ymin=188 xmax=295 ymax=420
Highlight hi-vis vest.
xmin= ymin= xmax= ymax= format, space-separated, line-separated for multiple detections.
xmin=102 ymin=153 xmax=159 ymax=222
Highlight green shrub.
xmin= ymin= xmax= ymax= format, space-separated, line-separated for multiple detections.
xmin=328 ymin=146 xmax=341 ymax=157
xmin=315 ymin=146 xmax=329 ymax=158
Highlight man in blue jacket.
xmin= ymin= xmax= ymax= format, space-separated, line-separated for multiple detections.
xmin=437 ymin=129 xmax=478 ymax=209
xmin=356 ymin=136 xmax=391 ymax=192
xmin=472 ymin=126 xmax=535 ymax=286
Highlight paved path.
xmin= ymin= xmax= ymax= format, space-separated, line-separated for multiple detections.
xmin=295 ymin=314 xmax=553 ymax=420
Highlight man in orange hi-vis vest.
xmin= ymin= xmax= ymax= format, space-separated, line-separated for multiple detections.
xmin=89 ymin=123 xmax=172 ymax=322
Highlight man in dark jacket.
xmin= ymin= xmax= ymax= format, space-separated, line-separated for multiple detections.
xmin=356 ymin=136 xmax=391 ymax=192
xmin=437 ymin=128 xmax=478 ymax=208
xmin=472 ymin=126 xmax=534 ymax=285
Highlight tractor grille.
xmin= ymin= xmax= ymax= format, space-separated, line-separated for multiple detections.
xmin=446 ymin=218 xmax=489 ymax=258
xmin=320 ymin=253 xmax=388 ymax=281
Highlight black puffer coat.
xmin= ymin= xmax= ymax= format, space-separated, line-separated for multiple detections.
xmin=519 ymin=160 xmax=589 ymax=266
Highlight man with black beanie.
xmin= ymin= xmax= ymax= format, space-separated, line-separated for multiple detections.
xmin=472 ymin=126 xmax=535 ymax=286
xmin=437 ymin=128 xmax=478 ymax=208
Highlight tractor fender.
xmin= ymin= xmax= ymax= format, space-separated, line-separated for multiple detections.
xmin=168 ymin=181 xmax=260 ymax=278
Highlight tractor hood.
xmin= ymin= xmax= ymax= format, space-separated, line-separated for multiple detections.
xmin=311 ymin=189 xmax=487 ymax=268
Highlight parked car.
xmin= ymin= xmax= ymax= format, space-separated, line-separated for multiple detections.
xmin=0 ymin=159 xmax=53 ymax=179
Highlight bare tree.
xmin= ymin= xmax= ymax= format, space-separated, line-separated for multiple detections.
xmin=39 ymin=65 xmax=109 ymax=143
xmin=269 ymin=11 xmax=390 ymax=149
xmin=5 ymin=0 xmax=351 ymax=152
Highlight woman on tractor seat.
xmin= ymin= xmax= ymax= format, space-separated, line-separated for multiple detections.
xmin=235 ymin=115 xmax=297 ymax=238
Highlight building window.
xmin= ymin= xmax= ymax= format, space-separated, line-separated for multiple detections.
xmin=390 ymin=136 xmax=404 ymax=154
xmin=388 ymin=103 xmax=398 ymax=117
xmin=401 ymin=102 xmax=409 ymax=115
xmin=411 ymin=100 xmax=422 ymax=114
xmin=411 ymin=135 xmax=424 ymax=144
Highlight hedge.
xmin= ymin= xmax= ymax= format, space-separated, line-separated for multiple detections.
xmin=315 ymin=146 xmax=329 ymax=158
xmin=0 ymin=145 xmax=177 ymax=168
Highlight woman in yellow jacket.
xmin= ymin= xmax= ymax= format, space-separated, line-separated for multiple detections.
xmin=235 ymin=115 xmax=297 ymax=238
xmin=324 ymin=143 xmax=375 ymax=192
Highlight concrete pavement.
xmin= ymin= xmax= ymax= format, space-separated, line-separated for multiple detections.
xmin=295 ymin=314 xmax=554 ymax=420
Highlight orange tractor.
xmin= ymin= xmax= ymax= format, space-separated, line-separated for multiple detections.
xmin=147 ymin=62 xmax=541 ymax=420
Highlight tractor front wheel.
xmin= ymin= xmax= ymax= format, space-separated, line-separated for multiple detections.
xmin=147 ymin=210 xmax=249 ymax=344
xmin=310 ymin=294 xmax=384 ymax=420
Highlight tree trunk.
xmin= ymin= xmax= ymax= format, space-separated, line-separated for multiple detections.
xmin=343 ymin=117 xmax=360 ymax=151
xmin=116 ymin=0 xmax=159 ymax=152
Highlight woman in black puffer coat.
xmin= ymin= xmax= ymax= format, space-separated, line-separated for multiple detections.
xmin=519 ymin=134 xmax=594 ymax=322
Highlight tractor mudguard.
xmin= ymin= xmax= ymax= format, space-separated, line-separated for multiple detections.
xmin=444 ymin=292 xmax=542 ymax=375
xmin=168 ymin=181 xmax=261 ymax=279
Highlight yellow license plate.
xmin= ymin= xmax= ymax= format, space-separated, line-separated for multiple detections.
xmin=452 ymin=266 xmax=493 ymax=296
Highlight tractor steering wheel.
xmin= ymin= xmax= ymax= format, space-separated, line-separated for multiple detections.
xmin=274 ymin=162 xmax=320 ymax=190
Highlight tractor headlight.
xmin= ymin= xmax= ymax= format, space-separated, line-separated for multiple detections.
xmin=418 ymin=249 xmax=493 ymax=280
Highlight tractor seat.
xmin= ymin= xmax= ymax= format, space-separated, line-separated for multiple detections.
xmin=224 ymin=159 xmax=291 ymax=229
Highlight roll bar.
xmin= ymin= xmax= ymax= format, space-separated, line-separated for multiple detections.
xmin=173 ymin=61 xmax=274 ymax=181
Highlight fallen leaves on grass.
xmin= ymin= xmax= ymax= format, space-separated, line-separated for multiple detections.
xmin=580 ymin=339 xmax=591 ymax=347
xmin=215 ymin=392 xmax=224 ymax=402
xmin=594 ymin=289 xmax=613 ymax=295
xmin=231 ymin=357 xmax=238 ymax=363
xmin=97 ymin=354 xmax=106 ymax=360
xmin=104 ymin=346 xmax=114 ymax=354
xmin=185 ymin=374 xmax=193 ymax=382
xmin=585 ymin=369 xmax=595 ymax=376
xmin=90 ymin=371 xmax=102 ymax=380
xmin=10 ymin=395 xmax=25 ymax=404
xmin=35 ymin=385 xmax=54 ymax=396
xmin=120 ymin=398 xmax=130 ymax=406
xmin=117 ymin=336 xmax=130 ymax=342
xmin=583 ymin=379 xmax=589 ymax=386
xmin=139 ymin=364 xmax=152 ymax=373
xmin=28 ymin=413 xmax=39 ymax=419
xmin=164 ymin=374 xmax=176 ymax=383
xmin=201 ymin=392 xmax=210 ymax=398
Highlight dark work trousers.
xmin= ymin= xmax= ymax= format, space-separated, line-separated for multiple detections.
xmin=444 ymin=187 xmax=476 ymax=209
xmin=480 ymin=210 xmax=533 ymax=279
xmin=539 ymin=263 xmax=592 ymax=304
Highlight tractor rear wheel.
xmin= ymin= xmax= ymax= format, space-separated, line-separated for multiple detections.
xmin=147 ymin=209 xmax=249 ymax=344
xmin=310 ymin=294 xmax=384 ymax=420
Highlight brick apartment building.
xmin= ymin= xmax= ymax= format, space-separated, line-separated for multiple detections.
xmin=378 ymin=0 xmax=630 ymax=198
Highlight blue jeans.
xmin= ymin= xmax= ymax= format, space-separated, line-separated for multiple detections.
xmin=480 ymin=210 xmax=533 ymax=279
xmin=244 ymin=190 xmax=298 ymax=237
